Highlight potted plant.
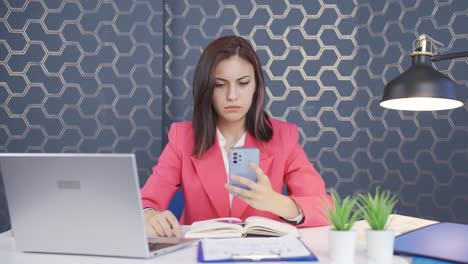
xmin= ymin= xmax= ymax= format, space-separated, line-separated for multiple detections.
xmin=325 ymin=189 xmax=360 ymax=264
xmin=358 ymin=187 xmax=398 ymax=264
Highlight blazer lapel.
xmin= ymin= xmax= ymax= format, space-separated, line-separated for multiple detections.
xmin=190 ymin=138 xmax=230 ymax=218
xmin=230 ymin=133 xmax=274 ymax=219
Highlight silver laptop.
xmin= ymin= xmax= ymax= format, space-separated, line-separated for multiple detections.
xmin=0 ymin=153 xmax=195 ymax=258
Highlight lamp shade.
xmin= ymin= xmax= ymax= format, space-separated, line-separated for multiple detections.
xmin=380 ymin=55 xmax=464 ymax=111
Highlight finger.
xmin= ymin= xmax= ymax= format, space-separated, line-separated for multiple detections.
xmin=165 ymin=212 xmax=182 ymax=237
xmin=249 ymin=163 xmax=267 ymax=182
xmin=151 ymin=221 xmax=167 ymax=237
xmin=156 ymin=216 xmax=174 ymax=237
xmin=230 ymin=175 xmax=257 ymax=189
xmin=257 ymin=172 xmax=270 ymax=185
xmin=226 ymin=184 xmax=251 ymax=203
xmin=227 ymin=184 xmax=252 ymax=199
xmin=144 ymin=211 xmax=160 ymax=237
xmin=249 ymin=162 xmax=263 ymax=175
xmin=144 ymin=222 xmax=157 ymax=237
xmin=225 ymin=183 xmax=239 ymax=194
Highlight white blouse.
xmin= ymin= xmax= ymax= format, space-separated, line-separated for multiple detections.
xmin=216 ymin=128 xmax=247 ymax=208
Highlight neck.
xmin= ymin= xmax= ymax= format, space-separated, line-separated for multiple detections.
xmin=217 ymin=119 xmax=246 ymax=143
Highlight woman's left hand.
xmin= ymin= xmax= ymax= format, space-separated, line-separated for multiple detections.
xmin=225 ymin=163 xmax=301 ymax=220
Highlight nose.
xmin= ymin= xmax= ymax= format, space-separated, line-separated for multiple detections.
xmin=227 ymin=85 xmax=238 ymax=101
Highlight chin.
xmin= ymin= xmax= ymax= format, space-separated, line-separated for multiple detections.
xmin=220 ymin=115 xmax=246 ymax=124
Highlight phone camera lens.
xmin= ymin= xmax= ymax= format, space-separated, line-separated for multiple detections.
xmin=233 ymin=161 xmax=237 ymax=164
xmin=233 ymin=152 xmax=238 ymax=156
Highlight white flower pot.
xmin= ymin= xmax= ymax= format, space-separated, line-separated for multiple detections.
xmin=328 ymin=229 xmax=356 ymax=264
xmin=367 ymin=229 xmax=395 ymax=264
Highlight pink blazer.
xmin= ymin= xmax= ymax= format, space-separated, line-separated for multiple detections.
xmin=141 ymin=119 xmax=332 ymax=227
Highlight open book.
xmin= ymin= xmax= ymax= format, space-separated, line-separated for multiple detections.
xmin=185 ymin=216 xmax=300 ymax=238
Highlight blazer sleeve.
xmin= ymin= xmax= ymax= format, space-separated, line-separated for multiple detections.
xmin=283 ymin=124 xmax=332 ymax=227
xmin=140 ymin=123 xmax=182 ymax=211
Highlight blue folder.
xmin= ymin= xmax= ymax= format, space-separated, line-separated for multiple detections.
xmin=394 ymin=222 xmax=468 ymax=264
xmin=412 ymin=256 xmax=455 ymax=264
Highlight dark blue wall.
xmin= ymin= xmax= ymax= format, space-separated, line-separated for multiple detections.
xmin=1 ymin=0 xmax=467 ymax=232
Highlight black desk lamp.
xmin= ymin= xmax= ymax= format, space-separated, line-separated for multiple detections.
xmin=380 ymin=35 xmax=468 ymax=111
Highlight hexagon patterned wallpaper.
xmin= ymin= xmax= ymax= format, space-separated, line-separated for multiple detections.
xmin=0 ymin=0 xmax=165 ymax=232
xmin=0 ymin=0 xmax=467 ymax=232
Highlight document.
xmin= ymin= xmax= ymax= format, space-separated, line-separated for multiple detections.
xmin=197 ymin=235 xmax=317 ymax=262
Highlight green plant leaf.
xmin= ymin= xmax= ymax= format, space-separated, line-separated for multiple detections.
xmin=325 ymin=189 xmax=360 ymax=231
xmin=357 ymin=187 xmax=398 ymax=230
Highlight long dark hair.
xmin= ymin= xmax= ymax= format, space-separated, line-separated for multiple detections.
xmin=192 ymin=36 xmax=272 ymax=157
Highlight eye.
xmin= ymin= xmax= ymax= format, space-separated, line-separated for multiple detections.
xmin=215 ymin=83 xmax=225 ymax=88
xmin=240 ymin=81 xmax=249 ymax=87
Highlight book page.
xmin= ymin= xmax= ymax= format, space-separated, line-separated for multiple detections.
xmin=185 ymin=217 xmax=244 ymax=238
xmin=244 ymin=216 xmax=300 ymax=237
xmin=201 ymin=235 xmax=312 ymax=261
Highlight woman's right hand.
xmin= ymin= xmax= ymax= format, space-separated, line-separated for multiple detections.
xmin=143 ymin=209 xmax=182 ymax=237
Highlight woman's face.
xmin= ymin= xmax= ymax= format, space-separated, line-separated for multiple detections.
xmin=212 ymin=55 xmax=256 ymax=127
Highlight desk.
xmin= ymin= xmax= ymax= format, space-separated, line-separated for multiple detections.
xmin=0 ymin=214 xmax=437 ymax=264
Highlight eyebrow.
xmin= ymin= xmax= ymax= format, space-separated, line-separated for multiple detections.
xmin=215 ymin=75 xmax=251 ymax=82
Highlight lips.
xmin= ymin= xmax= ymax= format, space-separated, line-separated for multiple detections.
xmin=224 ymin=105 xmax=241 ymax=112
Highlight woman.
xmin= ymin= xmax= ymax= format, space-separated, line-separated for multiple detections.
xmin=141 ymin=36 xmax=332 ymax=237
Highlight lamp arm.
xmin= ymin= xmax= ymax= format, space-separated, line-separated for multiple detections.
xmin=431 ymin=51 xmax=468 ymax=62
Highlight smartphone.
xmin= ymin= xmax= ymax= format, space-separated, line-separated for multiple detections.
xmin=228 ymin=147 xmax=259 ymax=191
